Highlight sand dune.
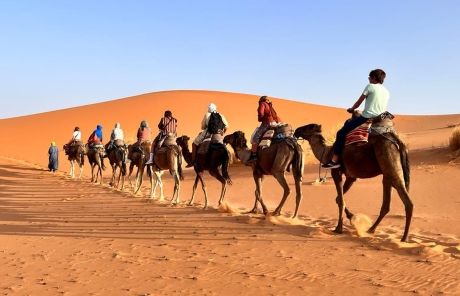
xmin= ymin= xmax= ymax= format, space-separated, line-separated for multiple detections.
xmin=0 ymin=90 xmax=459 ymax=295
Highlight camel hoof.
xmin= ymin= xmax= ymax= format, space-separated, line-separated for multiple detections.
xmin=400 ymin=236 xmax=409 ymax=243
xmin=333 ymin=227 xmax=343 ymax=234
xmin=271 ymin=211 xmax=281 ymax=216
xmin=245 ymin=209 xmax=258 ymax=214
xmin=367 ymin=228 xmax=376 ymax=234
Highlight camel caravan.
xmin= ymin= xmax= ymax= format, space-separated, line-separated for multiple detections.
xmin=61 ymin=70 xmax=415 ymax=242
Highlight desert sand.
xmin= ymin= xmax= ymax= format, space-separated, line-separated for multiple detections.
xmin=0 ymin=90 xmax=459 ymax=295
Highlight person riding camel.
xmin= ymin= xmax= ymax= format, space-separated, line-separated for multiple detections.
xmin=247 ymin=96 xmax=282 ymax=163
xmin=69 ymin=126 xmax=82 ymax=144
xmin=322 ymin=68 xmax=390 ymax=169
xmin=64 ymin=126 xmax=82 ymax=155
xmin=105 ymin=122 xmax=124 ymax=154
xmin=186 ymin=103 xmax=228 ymax=168
xmin=146 ymin=110 xmax=178 ymax=165
xmin=87 ymin=124 xmax=106 ymax=169
xmin=136 ymin=120 xmax=151 ymax=153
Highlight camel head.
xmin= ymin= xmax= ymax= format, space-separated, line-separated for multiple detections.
xmin=176 ymin=135 xmax=190 ymax=148
xmin=294 ymin=124 xmax=322 ymax=140
xmin=224 ymin=131 xmax=248 ymax=149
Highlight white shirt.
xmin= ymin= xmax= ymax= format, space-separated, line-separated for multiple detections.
xmin=111 ymin=128 xmax=124 ymax=141
xmin=362 ymin=83 xmax=390 ymax=118
xmin=72 ymin=130 xmax=81 ymax=141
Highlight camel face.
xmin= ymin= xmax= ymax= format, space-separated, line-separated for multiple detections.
xmin=294 ymin=124 xmax=322 ymax=140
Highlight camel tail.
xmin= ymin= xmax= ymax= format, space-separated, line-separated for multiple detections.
xmin=292 ymin=142 xmax=304 ymax=181
xmin=394 ymin=133 xmax=410 ymax=191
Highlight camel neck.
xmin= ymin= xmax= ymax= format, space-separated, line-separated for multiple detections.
xmin=233 ymin=145 xmax=251 ymax=163
xmin=308 ymin=135 xmax=331 ymax=163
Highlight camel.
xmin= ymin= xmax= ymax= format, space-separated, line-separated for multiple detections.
xmin=106 ymin=141 xmax=128 ymax=190
xmin=176 ymin=135 xmax=231 ymax=209
xmin=224 ymin=131 xmax=304 ymax=218
xmin=127 ymin=141 xmax=151 ymax=194
xmin=294 ymin=123 xmax=413 ymax=242
xmin=146 ymin=135 xmax=184 ymax=204
xmin=86 ymin=145 xmax=105 ymax=184
xmin=64 ymin=142 xmax=85 ymax=178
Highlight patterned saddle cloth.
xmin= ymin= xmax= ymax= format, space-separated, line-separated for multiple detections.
xmin=259 ymin=123 xmax=294 ymax=149
xmin=345 ymin=112 xmax=395 ymax=146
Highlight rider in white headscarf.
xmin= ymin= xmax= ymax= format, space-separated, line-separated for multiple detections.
xmin=186 ymin=103 xmax=228 ymax=168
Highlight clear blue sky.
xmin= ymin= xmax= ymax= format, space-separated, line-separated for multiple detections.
xmin=1 ymin=0 xmax=459 ymax=118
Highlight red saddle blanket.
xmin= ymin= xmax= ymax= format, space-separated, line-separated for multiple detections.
xmin=345 ymin=122 xmax=371 ymax=145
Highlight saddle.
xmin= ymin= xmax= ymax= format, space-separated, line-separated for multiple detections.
xmin=197 ymin=133 xmax=224 ymax=155
xmin=64 ymin=141 xmax=84 ymax=155
xmin=345 ymin=111 xmax=396 ymax=146
xmin=258 ymin=123 xmax=294 ymax=149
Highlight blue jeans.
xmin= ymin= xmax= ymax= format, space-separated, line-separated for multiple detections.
xmin=333 ymin=116 xmax=370 ymax=155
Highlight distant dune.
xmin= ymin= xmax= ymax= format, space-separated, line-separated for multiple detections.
xmin=1 ymin=90 xmax=459 ymax=169
xmin=1 ymin=90 xmax=460 ymax=295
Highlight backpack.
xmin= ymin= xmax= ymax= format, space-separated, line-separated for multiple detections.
xmin=207 ymin=112 xmax=225 ymax=134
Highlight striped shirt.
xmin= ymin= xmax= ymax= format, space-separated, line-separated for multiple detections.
xmin=158 ymin=116 xmax=177 ymax=136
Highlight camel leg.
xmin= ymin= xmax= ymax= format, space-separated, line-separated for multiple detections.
xmin=272 ymin=172 xmax=290 ymax=216
xmin=397 ymin=189 xmax=413 ymax=242
xmin=110 ymin=165 xmax=116 ymax=187
xmin=148 ymin=166 xmax=155 ymax=199
xmin=117 ymin=165 xmax=122 ymax=189
xmin=209 ymin=169 xmax=227 ymax=207
xmin=199 ymin=173 xmax=209 ymax=209
xmin=127 ymin=163 xmax=135 ymax=188
xmin=69 ymin=161 xmax=74 ymax=178
xmin=157 ymin=172 xmax=165 ymax=201
xmin=246 ymin=174 xmax=263 ymax=214
xmin=119 ymin=165 xmax=125 ymax=191
xmin=171 ymin=172 xmax=181 ymax=205
xmin=339 ymin=177 xmax=357 ymax=221
xmin=78 ymin=164 xmax=83 ymax=179
xmin=332 ymin=170 xmax=345 ymax=234
xmin=292 ymin=178 xmax=303 ymax=218
xmin=393 ymin=180 xmax=413 ymax=242
xmin=134 ymin=167 xmax=144 ymax=195
xmin=368 ymin=176 xmax=392 ymax=235
xmin=188 ymin=175 xmax=199 ymax=205
xmin=91 ymin=164 xmax=95 ymax=182
xmin=98 ymin=164 xmax=103 ymax=185
xmin=253 ymin=174 xmax=268 ymax=215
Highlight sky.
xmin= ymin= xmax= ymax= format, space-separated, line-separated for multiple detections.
xmin=0 ymin=0 xmax=459 ymax=118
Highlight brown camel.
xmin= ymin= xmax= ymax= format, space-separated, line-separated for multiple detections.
xmin=176 ymin=135 xmax=231 ymax=209
xmin=64 ymin=142 xmax=86 ymax=178
xmin=223 ymin=131 xmax=304 ymax=218
xmin=106 ymin=141 xmax=128 ymax=190
xmin=294 ymin=123 xmax=413 ymax=242
xmin=127 ymin=141 xmax=151 ymax=194
xmin=86 ymin=145 xmax=105 ymax=184
xmin=146 ymin=136 xmax=184 ymax=203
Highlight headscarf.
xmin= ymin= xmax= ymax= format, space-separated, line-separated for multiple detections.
xmin=140 ymin=120 xmax=148 ymax=129
xmin=115 ymin=122 xmax=120 ymax=128
xmin=51 ymin=141 xmax=56 ymax=147
xmin=259 ymin=95 xmax=270 ymax=103
xmin=208 ymin=103 xmax=217 ymax=113
xmin=95 ymin=124 xmax=103 ymax=139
